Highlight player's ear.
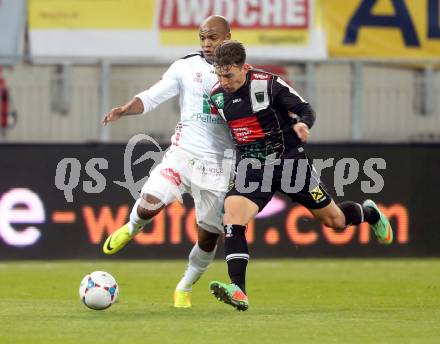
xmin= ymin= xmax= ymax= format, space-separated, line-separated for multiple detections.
xmin=241 ymin=64 xmax=249 ymax=78
xmin=225 ymin=32 xmax=231 ymax=40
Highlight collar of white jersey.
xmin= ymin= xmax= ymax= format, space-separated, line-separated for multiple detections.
xmin=182 ymin=51 xmax=214 ymax=66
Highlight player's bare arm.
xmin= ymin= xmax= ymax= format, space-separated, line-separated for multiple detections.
xmin=102 ymin=97 xmax=144 ymax=125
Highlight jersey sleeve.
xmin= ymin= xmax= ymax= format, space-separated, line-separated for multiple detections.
xmin=135 ymin=59 xmax=182 ymax=114
xmin=272 ymin=76 xmax=316 ymax=129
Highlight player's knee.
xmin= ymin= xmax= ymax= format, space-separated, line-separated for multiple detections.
xmin=223 ymin=212 xmax=235 ymax=225
xmin=137 ymin=204 xmax=156 ymax=220
xmin=198 ymin=235 xmax=218 ymax=252
xmin=223 ymin=205 xmax=239 ymax=224
xmin=223 ymin=197 xmax=257 ymax=225
xmin=137 ymin=194 xmax=164 ymax=219
xmin=223 ymin=211 xmax=248 ymax=226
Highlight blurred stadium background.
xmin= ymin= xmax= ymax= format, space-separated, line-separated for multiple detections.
xmin=0 ymin=1 xmax=440 ymax=342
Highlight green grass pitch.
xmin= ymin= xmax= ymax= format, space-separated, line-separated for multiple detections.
xmin=1 ymin=259 xmax=439 ymax=344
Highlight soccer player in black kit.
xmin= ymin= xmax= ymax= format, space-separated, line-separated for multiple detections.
xmin=208 ymin=40 xmax=393 ymax=311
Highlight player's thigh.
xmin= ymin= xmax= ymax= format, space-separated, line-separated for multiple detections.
xmin=223 ymin=195 xmax=259 ymax=225
xmin=193 ymin=188 xmax=226 ymax=235
xmin=225 ymin=163 xmax=273 ymax=224
xmin=141 ymin=149 xmax=189 ymax=206
xmin=280 ymin=155 xmax=332 ymax=211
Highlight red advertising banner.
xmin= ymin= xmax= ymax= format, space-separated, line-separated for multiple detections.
xmin=159 ymin=0 xmax=309 ymax=29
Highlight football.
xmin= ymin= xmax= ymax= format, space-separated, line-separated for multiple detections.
xmin=79 ymin=271 xmax=119 ymax=310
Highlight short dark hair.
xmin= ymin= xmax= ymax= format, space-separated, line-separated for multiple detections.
xmin=214 ymin=40 xmax=246 ymax=68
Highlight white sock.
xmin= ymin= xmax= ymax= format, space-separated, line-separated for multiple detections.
xmin=176 ymin=243 xmax=217 ymax=292
xmin=128 ymin=198 xmax=151 ymax=236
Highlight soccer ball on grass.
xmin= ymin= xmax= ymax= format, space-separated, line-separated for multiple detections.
xmin=79 ymin=271 xmax=119 ymax=310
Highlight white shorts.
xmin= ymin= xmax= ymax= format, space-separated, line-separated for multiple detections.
xmin=141 ymin=146 xmax=234 ymax=234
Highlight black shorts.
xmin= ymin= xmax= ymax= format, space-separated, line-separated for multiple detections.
xmin=227 ymin=153 xmax=332 ymax=212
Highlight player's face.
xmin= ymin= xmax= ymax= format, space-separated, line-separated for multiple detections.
xmin=216 ymin=64 xmax=248 ymax=94
xmin=199 ymin=28 xmax=230 ymax=62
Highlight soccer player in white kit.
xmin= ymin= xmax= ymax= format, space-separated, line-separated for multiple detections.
xmin=101 ymin=16 xmax=234 ymax=308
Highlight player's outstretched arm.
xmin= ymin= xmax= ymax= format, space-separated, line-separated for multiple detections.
xmin=102 ymin=97 xmax=144 ymax=125
xmin=272 ymin=76 xmax=315 ymax=142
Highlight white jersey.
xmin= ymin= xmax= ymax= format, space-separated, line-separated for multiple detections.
xmin=136 ymin=52 xmax=234 ymax=160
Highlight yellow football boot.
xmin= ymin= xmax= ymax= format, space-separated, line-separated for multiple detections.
xmin=103 ymin=224 xmax=134 ymax=255
xmin=174 ymin=290 xmax=192 ymax=308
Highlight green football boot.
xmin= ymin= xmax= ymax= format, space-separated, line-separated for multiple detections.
xmin=363 ymin=199 xmax=393 ymax=245
xmin=209 ymin=281 xmax=249 ymax=311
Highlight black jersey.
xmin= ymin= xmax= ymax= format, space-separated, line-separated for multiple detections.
xmin=210 ymin=69 xmax=315 ymax=162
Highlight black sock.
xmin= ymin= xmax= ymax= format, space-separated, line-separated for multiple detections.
xmin=224 ymin=224 xmax=248 ymax=294
xmin=362 ymin=204 xmax=380 ymax=224
xmin=339 ymin=201 xmax=380 ymax=226
xmin=338 ymin=201 xmax=364 ymax=226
